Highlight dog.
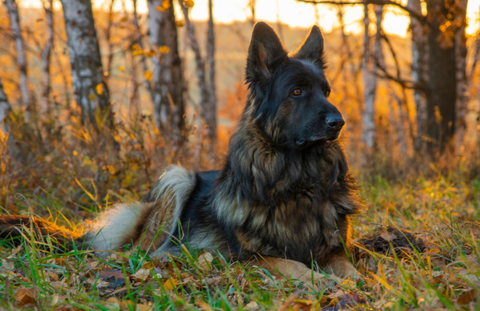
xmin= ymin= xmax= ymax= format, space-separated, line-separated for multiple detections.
xmin=0 ymin=22 xmax=362 ymax=285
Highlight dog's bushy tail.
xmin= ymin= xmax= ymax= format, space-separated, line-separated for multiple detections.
xmin=0 ymin=215 xmax=87 ymax=251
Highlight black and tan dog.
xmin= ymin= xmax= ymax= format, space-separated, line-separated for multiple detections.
xmin=0 ymin=22 xmax=362 ymax=285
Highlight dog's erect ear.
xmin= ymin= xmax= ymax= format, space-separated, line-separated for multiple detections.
xmin=246 ymin=22 xmax=287 ymax=82
xmin=293 ymin=25 xmax=326 ymax=69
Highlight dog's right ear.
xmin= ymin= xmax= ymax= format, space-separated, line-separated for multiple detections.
xmin=246 ymin=22 xmax=287 ymax=86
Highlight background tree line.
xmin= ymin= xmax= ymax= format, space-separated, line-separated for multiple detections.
xmin=0 ymin=0 xmax=479 ymax=198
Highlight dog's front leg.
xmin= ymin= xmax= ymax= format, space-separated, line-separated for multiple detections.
xmin=323 ymin=253 xmax=361 ymax=279
xmin=253 ymin=257 xmax=337 ymax=286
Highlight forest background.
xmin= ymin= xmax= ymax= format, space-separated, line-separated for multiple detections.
xmin=1 ymin=0 xmax=480 ymax=309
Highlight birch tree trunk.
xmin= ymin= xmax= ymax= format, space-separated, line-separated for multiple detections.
xmin=104 ymin=0 xmax=116 ymax=85
xmin=41 ymin=0 xmax=54 ymax=113
xmin=362 ymin=4 xmax=376 ymax=149
xmin=133 ymin=0 xmax=154 ymax=104
xmin=206 ymin=0 xmax=217 ymax=143
xmin=60 ymin=0 xmax=112 ymax=129
xmin=407 ymin=0 xmax=427 ymax=152
xmin=147 ymin=0 xmax=185 ymax=144
xmin=178 ymin=0 xmax=212 ymax=142
xmin=4 ymin=0 xmax=30 ymax=115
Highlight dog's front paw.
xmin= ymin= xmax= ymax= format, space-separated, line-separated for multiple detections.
xmin=297 ymin=271 xmax=339 ymax=288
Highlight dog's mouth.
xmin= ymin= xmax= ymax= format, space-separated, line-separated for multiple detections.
xmin=295 ymin=132 xmax=340 ymax=147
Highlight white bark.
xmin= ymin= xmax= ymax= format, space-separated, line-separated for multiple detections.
xmin=41 ymin=0 xmax=53 ymax=112
xmin=362 ymin=4 xmax=376 ymax=149
xmin=104 ymin=0 xmax=116 ymax=84
xmin=178 ymin=0 xmax=212 ymax=141
xmin=147 ymin=0 xmax=185 ymax=142
xmin=4 ymin=0 xmax=30 ymax=111
xmin=60 ymin=0 xmax=111 ymax=127
xmin=133 ymin=0 xmax=154 ymax=104
xmin=407 ymin=0 xmax=427 ymax=151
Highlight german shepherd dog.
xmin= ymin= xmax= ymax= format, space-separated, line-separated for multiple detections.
xmin=0 ymin=22 xmax=362 ymax=285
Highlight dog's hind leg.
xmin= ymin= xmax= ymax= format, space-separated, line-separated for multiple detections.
xmin=253 ymin=257 xmax=338 ymax=286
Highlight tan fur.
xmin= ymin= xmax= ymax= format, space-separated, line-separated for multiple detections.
xmin=254 ymin=257 xmax=337 ymax=286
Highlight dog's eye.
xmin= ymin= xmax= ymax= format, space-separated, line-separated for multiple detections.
xmin=291 ymin=88 xmax=302 ymax=96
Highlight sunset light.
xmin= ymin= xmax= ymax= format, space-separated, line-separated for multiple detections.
xmin=26 ymin=0 xmax=480 ymax=37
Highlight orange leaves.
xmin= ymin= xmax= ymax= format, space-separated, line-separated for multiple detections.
xmin=144 ymin=70 xmax=153 ymax=81
xmin=158 ymin=45 xmax=170 ymax=54
xmin=95 ymin=83 xmax=104 ymax=95
xmin=183 ymin=0 xmax=195 ymax=8
xmin=156 ymin=0 xmax=171 ymax=11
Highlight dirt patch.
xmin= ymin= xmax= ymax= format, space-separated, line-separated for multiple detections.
xmin=353 ymin=226 xmax=427 ymax=259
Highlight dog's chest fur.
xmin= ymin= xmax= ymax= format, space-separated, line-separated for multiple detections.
xmin=210 ymin=126 xmax=359 ymax=264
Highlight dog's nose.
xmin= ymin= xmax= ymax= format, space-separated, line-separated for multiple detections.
xmin=326 ymin=115 xmax=345 ymax=130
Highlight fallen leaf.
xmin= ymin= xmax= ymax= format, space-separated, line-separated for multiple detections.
xmin=245 ymin=301 xmax=258 ymax=310
xmin=163 ymin=278 xmax=179 ymax=291
xmin=14 ymin=287 xmax=37 ymax=307
xmin=131 ymin=268 xmax=150 ymax=281
xmin=457 ymin=288 xmax=476 ymax=305
xmin=380 ymin=232 xmax=396 ymax=241
xmin=198 ymin=252 xmax=214 ymax=272
xmin=328 ymin=290 xmax=345 ymax=299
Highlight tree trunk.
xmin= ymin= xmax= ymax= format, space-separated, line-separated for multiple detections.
xmin=132 ymin=0 xmax=154 ymax=105
xmin=0 ymin=79 xmax=19 ymax=156
xmin=147 ymin=0 xmax=185 ymax=144
xmin=247 ymin=0 xmax=256 ymax=26
xmin=454 ymin=0 xmax=468 ymax=148
xmin=407 ymin=0 xmax=427 ymax=152
xmin=424 ymin=0 xmax=457 ymax=153
xmin=362 ymin=4 xmax=376 ymax=149
xmin=178 ymin=0 xmax=211 ymax=142
xmin=0 ymin=79 xmax=11 ymax=136
xmin=206 ymin=0 xmax=217 ymax=144
xmin=4 ymin=0 xmax=30 ymax=115
xmin=41 ymin=0 xmax=54 ymax=113
xmin=104 ymin=0 xmax=116 ymax=85
xmin=60 ymin=0 xmax=112 ymax=129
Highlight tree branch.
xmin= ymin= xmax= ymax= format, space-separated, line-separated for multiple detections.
xmin=298 ymin=0 xmax=426 ymax=23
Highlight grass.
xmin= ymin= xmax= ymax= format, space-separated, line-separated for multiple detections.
xmin=1 ymin=171 xmax=479 ymax=310
xmin=1 ymin=112 xmax=480 ymax=310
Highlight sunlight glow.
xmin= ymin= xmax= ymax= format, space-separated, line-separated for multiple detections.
xmin=23 ymin=0 xmax=480 ymax=37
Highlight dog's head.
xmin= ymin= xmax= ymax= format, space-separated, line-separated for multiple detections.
xmin=245 ymin=22 xmax=344 ymax=150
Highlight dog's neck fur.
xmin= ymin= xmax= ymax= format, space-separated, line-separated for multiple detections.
xmin=221 ymin=113 xmax=346 ymax=203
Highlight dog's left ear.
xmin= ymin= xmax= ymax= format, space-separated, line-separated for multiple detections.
xmin=293 ymin=25 xmax=326 ymax=69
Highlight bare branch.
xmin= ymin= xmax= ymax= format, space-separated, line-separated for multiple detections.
xmin=297 ymin=0 xmax=426 ymax=23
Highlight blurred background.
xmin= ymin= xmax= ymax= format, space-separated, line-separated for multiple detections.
xmin=0 ymin=0 xmax=479 ymax=216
